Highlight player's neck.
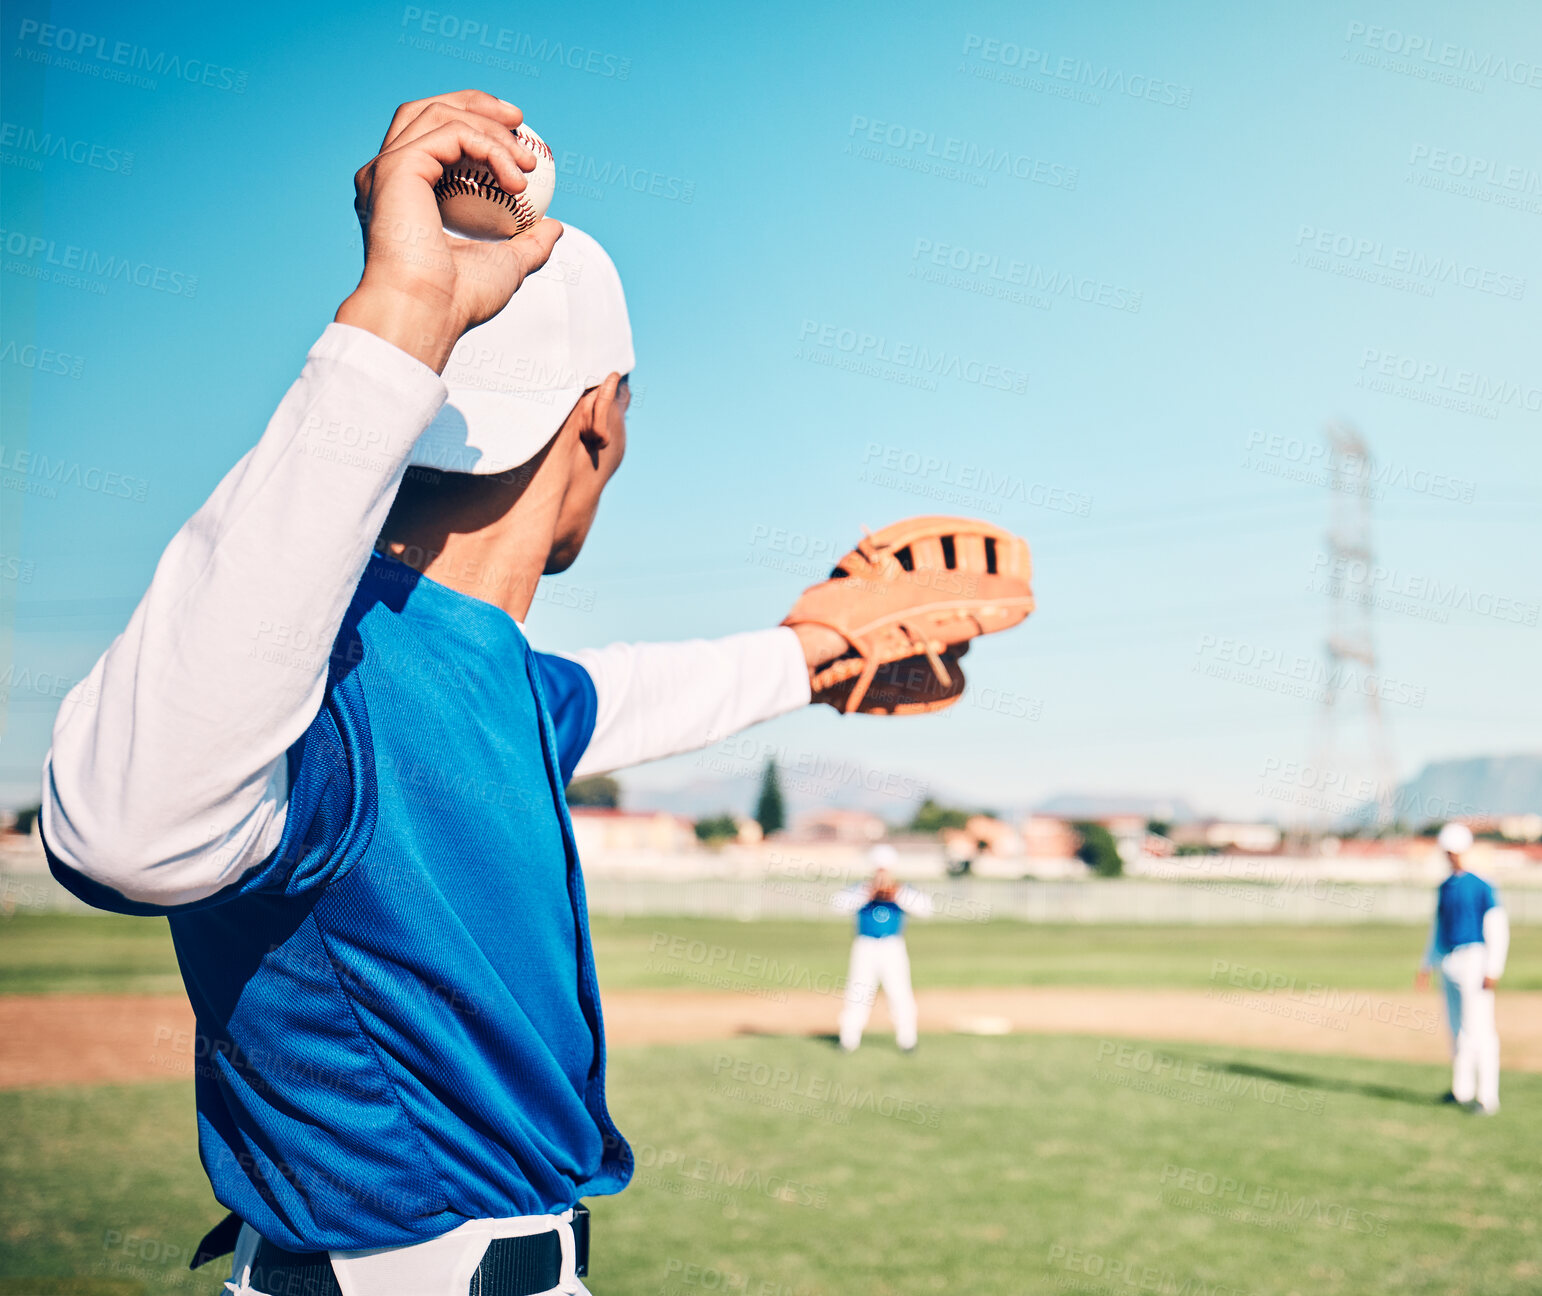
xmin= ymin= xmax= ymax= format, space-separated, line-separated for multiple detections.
xmin=378 ymin=460 xmax=564 ymax=624
xmin=411 ymin=517 xmax=557 ymax=623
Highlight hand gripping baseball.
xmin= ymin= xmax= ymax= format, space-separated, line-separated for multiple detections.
xmin=335 ymin=90 xmax=563 ymax=373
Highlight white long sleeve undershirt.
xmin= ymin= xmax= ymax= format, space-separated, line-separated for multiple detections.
xmin=1421 ymin=901 xmax=1510 ymax=981
xmin=562 ymin=633 xmax=809 ymax=779
xmin=43 ymin=324 xmax=448 ymax=906
xmin=42 ymin=323 xmax=810 ymax=908
xmin=1482 ymin=907 xmax=1510 ymax=980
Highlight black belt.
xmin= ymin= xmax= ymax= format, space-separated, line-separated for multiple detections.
xmin=191 ymin=1206 xmax=590 ymax=1295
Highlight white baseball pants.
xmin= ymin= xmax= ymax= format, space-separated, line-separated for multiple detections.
xmin=1440 ymin=943 xmax=1500 ymax=1111
xmin=839 ymin=935 xmax=917 ymax=1050
xmin=226 ymin=1213 xmax=592 ymax=1296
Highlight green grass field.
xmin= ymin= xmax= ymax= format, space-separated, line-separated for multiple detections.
xmin=6 ymin=912 xmax=1540 ymax=996
xmin=2 ymin=1036 xmax=1538 ymax=1295
xmin=5 ymin=914 xmax=1538 ymax=1293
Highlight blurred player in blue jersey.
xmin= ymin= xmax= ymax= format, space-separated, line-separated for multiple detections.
xmin=1415 ymin=823 xmax=1510 ymax=1115
xmin=834 ymin=845 xmax=933 ymax=1052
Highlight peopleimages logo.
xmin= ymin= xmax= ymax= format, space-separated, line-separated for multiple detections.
xmin=1158 ymin=1164 xmax=1390 ymax=1236
xmin=398 ymin=7 xmax=632 ymax=78
xmin=860 ymin=442 xmax=1091 ymax=516
xmin=0 ymin=445 xmax=149 ymax=502
xmin=1407 ymin=145 xmax=1542 ymax=197
xmin=798 ymin=321 xmax=1028 ymax=394
xmin=847 ymin=116 xmax=1078 ymax=189
xmin=1306 ymin=550 xmax=1540 ymax=627
xmin=1342 ymin=20 xmax=1542 ymax=90
xmin=1357 ymin=348 xmax=1542 ymax=421
xmin=959 ymin=34 xmax=1193 ymax=107
xmin=1293 ymin=225 xmax=1524 ymax=300
xmin=1241 ymin=430 xmax=1477 ymax=504
xmin=0 ymin=123 xmax=134 ymax=175
xmin=910 ymin=238 xmax=1141 ymax=313
xmin=13 ymin=20 xmax=249 ymax=92
xmin=1192 ymin=632 xmax=1428 ymax=709
xmin=556 ymin=150 xmax=695 ymax=204
xmin=0 ymin=230 xmax=199 ymax=298
xmin=0 ymin=341 xmax=84 ymax=378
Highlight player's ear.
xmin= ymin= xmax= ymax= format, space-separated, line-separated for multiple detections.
xmin=580 ymin=373 xmax=624 ymax=457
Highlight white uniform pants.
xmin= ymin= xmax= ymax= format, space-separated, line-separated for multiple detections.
xmin=227 ymin=1212 xmax=592 ymax=1296
xmin=1440 ymin=943 xmax=1500 ymax=1111
xmin=839 ymin=935 xmax=917 ymax=1050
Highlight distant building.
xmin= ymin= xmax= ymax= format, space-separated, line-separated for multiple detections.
xmin=1019 ymin=816 xmax=1080 ymax=859
xmin=939 ymin=815 xmax=1022 ymax=867
xmin=1449 ymin=816 xmax=1504 ymax=838
xmin=793 ymin=809 xmax=887 ymax=844
xmin=1499 ymin=814 xmax=1542 ymax=843
xmin=964 ymin=814 xmax=1021 ymax=856
xmin=1169 ymin=821 xmax=1283 ymax=854
xmin=568 ymin=808 xmax=697 ymax=855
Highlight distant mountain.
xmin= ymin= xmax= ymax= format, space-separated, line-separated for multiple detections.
xmin=1365 ymin=754 xmax=1542 ymax=825
xmin=1034 ymin=793 xmax=1199 ymax=823
xmin=621 ymin=773 xmax=760 ymax=820
xmin=626 ymin=778 xmax=1203 ymax=827
xmin=618 ymin=766 xmax=934 ymax=825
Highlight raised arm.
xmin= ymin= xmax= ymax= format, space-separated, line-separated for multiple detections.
xmin=832 ymin=883 xmax=869 ymax=914
xmin=562 ymin=630 xmax=813 ymax=777
xmin=43 ymin=329 xmax=447 ymax=905
xmin=43 ymin=92 xmax=562 ymax=908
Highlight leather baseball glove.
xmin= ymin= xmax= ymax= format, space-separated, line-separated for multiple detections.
xmin=783 ymin=516 xmax=1034 ymax=715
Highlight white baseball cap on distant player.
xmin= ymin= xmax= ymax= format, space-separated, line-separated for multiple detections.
xmin=409 ymin=225 xmax=635 ymax=475
xmin=1437 ymin=822 xmax=1474 ymax=854
xmin=868 ymin=844 xmax=900 ymax=870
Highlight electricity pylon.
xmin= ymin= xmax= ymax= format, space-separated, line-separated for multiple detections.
xmin=1311 ymin=423 xmax=1397 ymax=834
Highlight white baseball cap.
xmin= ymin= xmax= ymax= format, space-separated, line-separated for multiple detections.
xmin=1437 ymin=822 xmax=1474 ymax=854
xmin=409 ymin=225 xmax=635 ymax=475
xmin=867 ymin=844 xmax=899 ymax=870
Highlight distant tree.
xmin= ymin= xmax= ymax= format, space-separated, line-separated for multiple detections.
xmin=694 ymin=814 xmax=739 ymax=844
xmin=754 ymin=760 xmax=786 ymax=836
xmin=566 ymin=775 xmax=621 ymax=808
xmin=1146 ymin=819 xmax=1172 ymax=838
xmin=10 ymin=805 xmax=40 ymax=835
xmin=1073 ymin=820 xmax=1123 ymax=877
xmin=909 ymin=798 xmax=972 ymax=834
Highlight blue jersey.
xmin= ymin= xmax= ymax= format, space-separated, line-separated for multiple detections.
xmin=857 ymin=897 xmax=906 ymax=939
xmin=1435 ymin=870 xmax=1498 ymax=955
xmin=47 ymin=556 xmax=628 ymax=1252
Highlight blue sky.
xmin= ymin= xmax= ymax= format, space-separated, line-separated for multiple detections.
xmin=3 ymin=0 xmax=1539 ymax=820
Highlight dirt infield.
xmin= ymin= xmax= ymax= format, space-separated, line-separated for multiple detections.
xmin=6 ymin=988 xmax=1542 ymax=1089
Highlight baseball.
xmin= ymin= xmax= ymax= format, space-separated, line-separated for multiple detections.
xmin=434 ymin=123 xmax=556 ymax=241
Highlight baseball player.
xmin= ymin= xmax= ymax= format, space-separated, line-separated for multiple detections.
xmin=40 ymin=91 xmax=1035 ymax=1294
xmin=833 ymin=845 xmax=933 ymax=1052
xmin=1415 ymin=823 xmax=1510 ymax=1115
xmin=39 ymin=92 xmax=860 ymax=1296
